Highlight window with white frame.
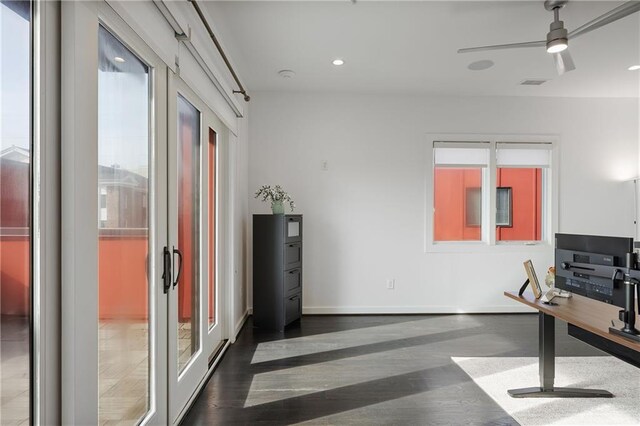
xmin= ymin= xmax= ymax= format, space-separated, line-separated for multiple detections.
xmin=433 ymin=142 xmax=489 ymax=242
xmin=432 ymin=140 xmax=553 ymax=245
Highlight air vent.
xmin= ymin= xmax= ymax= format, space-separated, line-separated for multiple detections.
xmin=520 ymin=79 xmax=547 ymax=86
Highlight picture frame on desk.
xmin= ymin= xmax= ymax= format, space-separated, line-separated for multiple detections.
xmin=523 ymin=259 xmax=542 ymax=299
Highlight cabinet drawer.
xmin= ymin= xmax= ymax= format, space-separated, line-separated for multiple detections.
xmin=284 ymin=242 xmax=302 ymax=269
xmin=285 ymin=216 xmax=302 ymax=243
xmin=285 ymin=293 xmax=301 ymax=325
xmin=284 ymin=268 xmax=302 ymax=294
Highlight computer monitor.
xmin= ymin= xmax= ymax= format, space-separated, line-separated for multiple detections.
xmin=555 ymin=233 xmax=634 ymax=308
xmin=555 ymin=233 xmax=640 ymax=366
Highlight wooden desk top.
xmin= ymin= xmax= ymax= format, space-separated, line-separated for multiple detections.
xmin=505 ymin=291 xmax=640 ymax=353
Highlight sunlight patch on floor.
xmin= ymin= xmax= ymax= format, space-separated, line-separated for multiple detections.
xmin=244 ymin=331 xmax=516 ymax=408
xmin=250 ymin=316 xmax=484 ymax=365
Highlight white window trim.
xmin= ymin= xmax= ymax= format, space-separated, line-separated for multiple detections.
xmin=425 ymin=133 xmax=559 ymax=253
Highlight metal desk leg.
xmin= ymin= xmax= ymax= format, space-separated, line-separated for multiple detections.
xmin=508 ymin=312 xmax=613 ymax=398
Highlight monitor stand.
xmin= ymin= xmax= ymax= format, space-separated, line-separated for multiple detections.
xmin=608 ymin=275 xmax=640 ymax=343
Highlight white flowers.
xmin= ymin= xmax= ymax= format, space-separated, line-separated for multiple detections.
xmin=255 ymin=185 xmax=296 ymax=211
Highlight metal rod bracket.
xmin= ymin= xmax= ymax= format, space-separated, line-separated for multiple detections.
xmin=175 ymin=27 xmax=192 ymax=42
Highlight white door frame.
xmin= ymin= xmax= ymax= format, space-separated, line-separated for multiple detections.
xmin=32 ymin=0 xmax=61 ymax=423
xmin=167 ymin=70 xmax=228 ymax=424
xmin=61 ymin=1 xmax=237 ymax=423
xmin=61 ymin=1 xmax=168 ymax=423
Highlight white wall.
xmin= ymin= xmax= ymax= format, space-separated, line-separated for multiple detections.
xmin=248 ymin=92 xmax=639 ymax=313
xmin=232 ymin=108 xmax=250 ymax=337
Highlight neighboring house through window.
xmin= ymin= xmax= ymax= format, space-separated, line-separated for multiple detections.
xmin=430 ymin=138 xmax=554 ymax=248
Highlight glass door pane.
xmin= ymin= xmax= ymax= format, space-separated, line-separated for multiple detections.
xmin=177 ymin=95 xmax=200 ymax=374
xmin=97 ymin=25 xmax=151 ymax=424
xmin=203 ymin=117 xmax=223 ymax=366
xmin=0 ymin=1 xmax=31 ymax=424
xmin=208 ymin=129 xmax=216 ymax=328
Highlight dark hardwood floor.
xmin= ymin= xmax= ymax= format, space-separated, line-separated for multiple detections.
xmin=182 ymin=314 xmax=603 ymax=425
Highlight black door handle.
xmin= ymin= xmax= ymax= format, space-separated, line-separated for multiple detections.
xmin=173 ymin=246 xmax=183 ymax=288
xmin=162 ymin=246 xmax=172 ymax=294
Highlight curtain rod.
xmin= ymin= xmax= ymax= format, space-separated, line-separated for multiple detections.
xmin=189 ymin=0 xmax=250 ymax=102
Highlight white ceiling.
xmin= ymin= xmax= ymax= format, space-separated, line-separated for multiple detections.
xmin=204 ymin=1 xmax=640 ymax=97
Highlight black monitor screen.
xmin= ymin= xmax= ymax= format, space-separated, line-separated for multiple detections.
xmin=555 ymin=233 xmax=633 ymax=308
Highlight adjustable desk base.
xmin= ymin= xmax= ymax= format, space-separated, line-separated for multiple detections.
xmin=507 ymin=312 xmax=614 ymax=399
xmin=508 ymin=387 xmax=612 ymax=398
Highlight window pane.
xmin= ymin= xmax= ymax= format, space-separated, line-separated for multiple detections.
xmin=496 ymin=187 xmax=512 ymax=227
xmin=177 ymin=95 xmax=200 ymax=373
xmin=496 ymin=168 xmax=542 ymax=241
xmin=434 ymin=167 xmax=483 ymax=241
xmin=98 ymin=25 xmax=150 ymax=423
xmin=0 ymin=1 xmax=31 ymax=424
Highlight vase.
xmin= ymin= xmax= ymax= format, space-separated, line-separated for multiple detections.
xmin=271 ymin=200 xmax=284 ymax=214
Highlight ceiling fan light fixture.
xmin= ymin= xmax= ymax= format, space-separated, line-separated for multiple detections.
xmin=546 ymin=19 xmax=568 ymax=54
xmin=457 ymin=0 xmax=640 ymax=76
xmin=546 ymin=39 xmax=568 ymax=53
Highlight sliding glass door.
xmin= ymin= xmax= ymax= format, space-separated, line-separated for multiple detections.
xmin=168 ymin=72 xmax=225 ymax=424
xmin=62 ymin=2 xmax=167 ymax=423
xmin=62 ymin=2 xmax=228 ymax=424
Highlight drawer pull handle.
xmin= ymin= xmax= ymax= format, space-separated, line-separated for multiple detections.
xmin=289 ymin=270 xmax=297 ymax=274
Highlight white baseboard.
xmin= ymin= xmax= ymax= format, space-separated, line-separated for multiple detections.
xmin=244 ymin=305 xmax=533 ymax=316
xmin=302 ymin=305 xmax=536 ymax=315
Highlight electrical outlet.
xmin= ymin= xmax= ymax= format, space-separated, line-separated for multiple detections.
xmin=386 ymin=279 xmax=395 ymax=290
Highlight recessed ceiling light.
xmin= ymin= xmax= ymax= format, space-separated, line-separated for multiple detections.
xmin=114 ymin=56 xmax=126 ymax=63
xmin=278 ymin=69 xmax=296 ymax=79
xmin=628 ymin=65 xmax=640 ymax=71
xmin=332 ymin=59 xmax=345 ymax=66
xmin=467 ymin=59 xmax=494 ymax=71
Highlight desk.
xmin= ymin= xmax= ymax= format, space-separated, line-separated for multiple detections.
xmin=504 ymin=290 xmax=640 ymax=398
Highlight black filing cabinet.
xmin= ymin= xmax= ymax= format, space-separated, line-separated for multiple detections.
xmin=253 ymin=214 xmax=303 ymax=330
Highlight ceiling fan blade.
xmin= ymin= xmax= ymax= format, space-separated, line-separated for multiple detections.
xmin=569 ymin=1 xmax=640 ymax=40
xmin=458 ymin=40 xmax=545 ymax=54
xmin=553 ymin=49 xmax=576 ymax=75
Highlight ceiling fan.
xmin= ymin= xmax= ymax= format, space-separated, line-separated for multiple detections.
xmin=458 ymin=0 xmax=640 ymax=75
